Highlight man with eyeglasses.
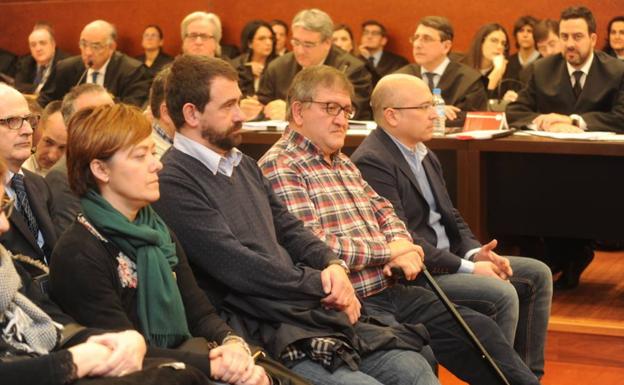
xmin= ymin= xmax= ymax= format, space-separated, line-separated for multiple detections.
xmin=350 ymin=74 xmax=552 ymax=379
xmin=255 ymin=8 xmax=372 ymax=120
xmin=180 ymin=12 xmax=222 ymax=58
xmin=0 ymin=83 xmax=58 ymax=278
xmin=358 ymin=20 xmax=407 ymax=82
xmin=395 ymin=16 xmax=487 ymax=125
xmin=258 ymin=66 xmax=540 ymax=385
xmin=38 ymin=19 xmax=150 ymax=108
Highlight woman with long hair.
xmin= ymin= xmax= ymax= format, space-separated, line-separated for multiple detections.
xmin=604 ymin=16 xmax=624 ymax=59
xmin=231 ymin=20 xmax=276 ymax=97
xmin=136 ymin=25 xmax=173 ymax=77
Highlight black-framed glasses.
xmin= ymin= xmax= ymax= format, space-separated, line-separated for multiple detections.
xmin=385 ymin=102 xmax=434 ymax=111
xmin=290 ymin=38 xmax=322 ymax=49
xmin=304 ymin=100 xmax=356 ymax=119
xmin=79 ymin=39 xmax=109 ymax=52
xmin=1 ymin=195 xmax=14 ymax=218
xmin=0 ymin=114 xmax=40 ymax=131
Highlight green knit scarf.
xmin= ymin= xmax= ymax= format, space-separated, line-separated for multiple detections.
xmin=81 ymin=190 xmax=191 ymax=348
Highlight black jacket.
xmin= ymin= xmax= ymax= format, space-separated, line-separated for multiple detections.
xmin=14 ymin=48 xmax=70 ymax=94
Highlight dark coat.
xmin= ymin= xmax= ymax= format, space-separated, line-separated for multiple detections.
xmin=0 ymin=170 xmax=57 ymax=273
xmin=135 ymin=50 xmax=173 ymax=78
xmin=351 ymin=128 xmax=482 ymax=274
xmin=360 ymin=50 xmax=409 ymax=84
xmin=506 ymin=51 xmax=624 ymax=132
xmin=14 ymin=48 xmax=70 ymax=94
xmin=38 ymin=51 xmax=150 ymax=107
xmin=257 ymin=46 xmax=373 ymax=119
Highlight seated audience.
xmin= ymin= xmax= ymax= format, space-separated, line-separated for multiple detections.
xmin=154 ymin=54 xmax=441 ymax=385
xmin=49 ymin=103 xmax=269 ymax=385
xmin=507 ymin=6 xmax=624 ymax=287
xmin=22 ymin=101 xmax=67 ymax=176
xmin=270 ymin=19 xmax=289 ymax=56
xmin=358 ymin=20 xmax=408 ymax=80
xmin=0 ymin=157 xmax=212 ymax=385
xmin=136 ymin=24 xmax=173 ymax=77
xmin=332 ymin=23 xmax=356 ymax=54
xmin=230 ymin=20 xmax=277 ymax=97
xmin=395 ymin=16 xmax=488 ymax=125
xmin=15 ymin=23 xmax=69 ymax=95
xmin=461 ymin=23 xmax=515 ymax=102
xmin=24 ymin=95 xmax=43 ymax=145
xmin=181 ymin=11 xmax=222 ymax=57
xmin=46 ymin=84 xmax=114 ymax=235
xmin=503 ymin=15 xmax=540 ymax=101
xmin=534 ymin=19 xmax=561 ymax=58
xmin=147 ymin=66 xmax=175 ymax=158
xmin=0 ymin=84 xmax=57 ymax=276
xmin=258 ymin=65 xmax=539 ymax=385
xmin=351 ymin=74 xmax=552 ymax=378
xmin=604 ymin=16 xmax=624 ymax=59
xmin=38 ymin=20 xmax=150 ymax=107
xmin=257 ymin=8 xmax=373 ymax=120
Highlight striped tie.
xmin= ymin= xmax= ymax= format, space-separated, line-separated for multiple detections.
xmin=11 ymin=174 xmax=40 ymax=240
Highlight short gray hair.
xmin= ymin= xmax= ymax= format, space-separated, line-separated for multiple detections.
xmin=83 ymin=20 xmax=117 ymax=45
xmin=181 ymin=11 xmax=222 ymax=56
xmin=292 ymin=9 xmax=334 ymax=41
xmin=61 ymin=83 xmax=110 ymax=125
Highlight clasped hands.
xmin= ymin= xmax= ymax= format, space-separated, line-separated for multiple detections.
xmin=210 ymin=341 xmax=269 ymax=385
xmin=532 ymin=113 xmax=583 ymax=132
xmin=472 ymin=239 xmax=513 ymax=281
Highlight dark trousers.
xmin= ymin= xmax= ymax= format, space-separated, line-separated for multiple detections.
xmin=362 ymin=285 xmax=539 ymax=385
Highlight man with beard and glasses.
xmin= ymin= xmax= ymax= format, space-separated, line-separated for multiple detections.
xmin=507 ymin=5 xmax=624 ymax=133
xmin=154 ymin=54 xmax=442 ymax=385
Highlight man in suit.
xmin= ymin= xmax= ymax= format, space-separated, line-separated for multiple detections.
xmin=395 ymin=16 xmax=488 ymax=125
xmin=351 ymin=74 xmax=552 ymax=379
xmin=507 ymin=6 xmax=624 ymax=133
xmin=38 ymin=20 xmax=150 ymax=108
xmin=358 ymin=20 xmax=408 ymax=82
xmin=15 ymin=23 xmax=69 ymax=95
xmin=0 ymin=84 xmax=57 ymax=275
xmin=45 ymin=84 xmax=114 ymax=235
xmin=255 ymin=8 xmax=372 ymax=120
xmin=22 ymin=101 xmax=66 ymax=176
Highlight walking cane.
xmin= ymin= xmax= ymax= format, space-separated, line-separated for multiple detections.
xmin=392 ymin=266 xmax=511 ymax=385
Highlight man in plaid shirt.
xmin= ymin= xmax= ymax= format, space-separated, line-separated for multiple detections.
xmin=258 ymin=65 xmax=539 ymax=385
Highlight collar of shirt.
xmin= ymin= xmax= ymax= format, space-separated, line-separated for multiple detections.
xmin=286 ymin=127 xmax=344 ymax=167
xmin=426 ymin=56 xmax=451 ymax=79
xmin=87 ymin=56 xmax=112 ymax=85
xmin=518 ymin=50 xmax=540 ymax=66
xmin=4 ymin=168 xmax=25 ymax=199
xmin=22 ymin=154 xmax=46 ymax=175
xmin=384 ymin=129 xmax=428 ymax=163
xmin=566 ymin=51 xmax=594 ymax=86
xmin=173 ymin=132 xmax=242 ymax=177
xmin=152 ymin=121 xmax=173 ymax=144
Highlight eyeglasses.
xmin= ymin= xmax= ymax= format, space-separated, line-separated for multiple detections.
xmin=79 ymin=39 xmax=109 ymax=52
xmin=0 ymin=114 xmax=40 ymax=130
xmin=184 ymin=33 xmax=215 ymax=42
xmin=385 ymin=102 xmax=434 ymax=111
xmin=1 ymin=196 xmax=14 ymax=218
xmin=362 ymin=29 xmax=383 ymax=37
xmin=304 ymin=100 xmax=356 ymax=119
xmin=291 ymin=38 xmax=322 ymax=49
xmin=409 ymin=34 xmax=440 ymax=44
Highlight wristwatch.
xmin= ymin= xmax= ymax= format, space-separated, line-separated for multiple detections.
xmin=570 ymin=114 xmax=581 ymax=128
xmin=328 ymin=259 xmax=350 ymax=274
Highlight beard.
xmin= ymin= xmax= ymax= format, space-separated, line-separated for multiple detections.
xmin=565 ymin=47 xmax=589 ymax=66
xmin=201 ymin=121 xmax=243 ymax=152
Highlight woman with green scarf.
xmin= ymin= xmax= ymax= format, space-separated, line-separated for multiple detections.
xmin=49 ymin=104 xmax=269 ymax=385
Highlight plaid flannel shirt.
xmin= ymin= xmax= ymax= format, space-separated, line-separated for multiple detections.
xmin=259 ymin=128 xmax=412 ymax=298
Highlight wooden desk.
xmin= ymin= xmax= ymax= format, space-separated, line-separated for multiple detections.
xmin=240 ymin=131 xmax=624 ymax=242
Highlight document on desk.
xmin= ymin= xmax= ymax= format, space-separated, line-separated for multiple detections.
xmin=242 ymin=120 xmax=288 ymax=131
xmin=524 ymin=130 xmax=620 ymax=141
xmin=446 ymin=129 xmax=514 ymax=140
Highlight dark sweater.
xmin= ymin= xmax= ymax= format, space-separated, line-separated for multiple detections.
xmin=49 ymin=220 xmax=235 ymax=375
xmin=153 ymin=148 xmax=335 ymax=307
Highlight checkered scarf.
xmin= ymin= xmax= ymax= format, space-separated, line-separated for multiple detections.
xmin=0 ymin=245 xmax=58 ymax=355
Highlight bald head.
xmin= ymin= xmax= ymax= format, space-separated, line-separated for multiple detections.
xmin=82 ymin=20 xmax=117 ymax=41
xmin=371 ymin=74 xmax=436 ymax=146
xmin=79 ymin=20 xmax=117 ymax=70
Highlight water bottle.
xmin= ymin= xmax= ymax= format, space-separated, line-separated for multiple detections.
xmin=432 ymin=88 xmax=446 ymax=136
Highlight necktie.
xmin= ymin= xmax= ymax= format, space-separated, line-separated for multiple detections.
xmin=424 ymin=72 xmax=436 ymax=91
xmin=572 ymin=71 xmax=583 ymax=99
xmin=91 ymin=71 xmax=100 ymax=84
xmin=34 ymin=65 xmax=46 ymax=85
xmin=11 ymin=174 xmax=40 ymax=240
xmin=367 ymin=56 xmax=375 ymax=68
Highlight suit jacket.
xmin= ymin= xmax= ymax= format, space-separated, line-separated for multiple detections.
xmin=38 ymin=51 xmax=151 ymax=107
xmin=135 ymin=50 xmax=173 ymax=78
xmin=14 ymin=48 xmax=70 ymax=94
xmin=360 ymin=50 xmax=409 ymax=83
xmin=0 ymin=169 xmax=58 ymax=272
xmin=506 ymin=51 xmax=624 ymax=132
xmin=0 ymin=48 xmax=17 ymax=78
xmin=395 ymin=60 xmax=488 ymax=111
xmin=257 ymin=46 xmax=373 ymax=119
xmin=44 ymin=156 xmax=79 ymax=236
xmin=351 ymin=128 xmax=481 ymax=274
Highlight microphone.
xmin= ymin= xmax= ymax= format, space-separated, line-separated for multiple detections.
xmin=75 ymin=60 xmax=93 ymax=86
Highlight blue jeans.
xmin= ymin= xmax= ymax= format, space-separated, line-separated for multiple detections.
xmin=433 ymin=256 xmax=552 ymax=379
xmin=290 ymin=349 xmax=439 ymax=385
